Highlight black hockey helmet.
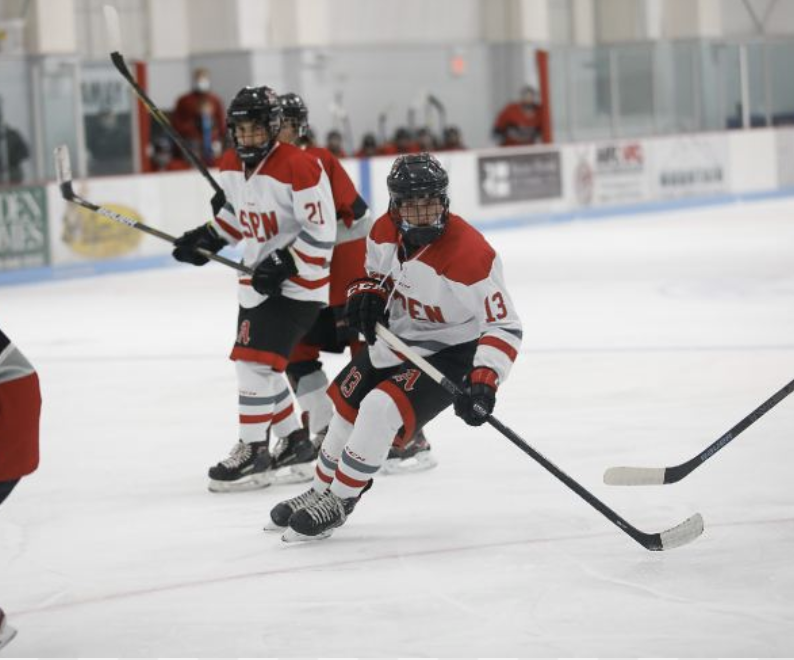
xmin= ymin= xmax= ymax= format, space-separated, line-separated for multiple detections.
xmin=278 ymin=92 xmax=309 ymax=138
xmin=226 ymin=86 xmax=283 ymax=165
xmin=387 ymin=153 xmax=450 ymax=247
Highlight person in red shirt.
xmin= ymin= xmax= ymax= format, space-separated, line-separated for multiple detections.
xmin=0 ymin=327 xmax=42 ymax=650
xmin=355 ymin=133 xmax=379 ymax=158
xmin=493 ymin=85 xmax=544 ymax=147
xmin=172 ymin=68 xmax=227 ymax=166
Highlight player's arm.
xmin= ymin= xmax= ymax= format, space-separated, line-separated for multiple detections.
xmin=452 ymin=254 xmax=522 ymax=425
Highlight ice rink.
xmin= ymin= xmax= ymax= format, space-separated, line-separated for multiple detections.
xmin=1 ymin=198 xmax=793 ymax=656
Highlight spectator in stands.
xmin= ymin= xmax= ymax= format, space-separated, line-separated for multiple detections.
xmin=379 ymin=127 xmax=417 ymax=155
xmin=150 ymin=136 xmax=190 ymax=172
xmin=325 ymin=129 xmax=346 ymax=158
xmin=493 ymin=84 xmax=544 ymax=147
xmin=0 ymin=121 xmax=30 ymax=185
xmin=415 ymin=127 xmax=437 ymax=152
xmin=440 ymin=125 xmax=465 ymax=151
xmin=355 ymin=133 xmax=379 ymax=158
xmin=172 ymin=68 xmax=226 ymax=166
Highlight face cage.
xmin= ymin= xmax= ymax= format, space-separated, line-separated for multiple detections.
xmin=283 ymin=116 xmax=308 ymax=139
xmin=229 ymin=116 xmax=279 ymax=165
xmin=389 ymin=194 xmax=449 ymax=246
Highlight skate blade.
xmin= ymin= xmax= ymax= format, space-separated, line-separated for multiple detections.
xmin=208 ymin=472 xmax=272 ymax=493
xmin=0 ymin=624 xmax=18 ymax=650
xmin=281 ymin=527 xmax=334 ymax=543
xmin=267 ymin=462 xmax=315 ymax=486
xmin=263 ymin=519 xmax=287 ymax=532
xmin=381 ymin=452 xmax=438 ymax=476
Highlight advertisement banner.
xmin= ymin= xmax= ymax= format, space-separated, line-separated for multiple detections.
xmin=652 ymin=134 xmax=729 ymax=199
xmin=478 ymin=150 xmax=562 ymax=205
xmin=0 ymin=185 xmax=49 ymax=271
xmin=571 ymin=140 xmax=649 ymax=207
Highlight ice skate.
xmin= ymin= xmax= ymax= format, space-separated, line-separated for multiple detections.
xmin=207 ymin=440 xmax=272 ymax=492
xmin=381 ymin=428 xmax=438 ymax=475
xmin=269 ymin=427 xmax=318 ymax=485
xmin=0 ymin=608 xmax=17 ymax=650
xmin=281 ymin=480 xmax=372 ymax=542
xmin=264 ymin=486 xmax=323 ymax=531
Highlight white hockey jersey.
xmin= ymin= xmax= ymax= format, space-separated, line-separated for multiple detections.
xmin=366 ymin=213 xmax=522 ymax=385
xmin=210 ymin=143 xmax=336 ymax=309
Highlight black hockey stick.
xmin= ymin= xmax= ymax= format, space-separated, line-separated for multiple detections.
xmin=54 ymin=145 xmax=251 ymax=276
xmin=103 ymin=5 xmax=226 ymax=215
xmin=374 ymin=325 xmax=704 ymax=551
xmin=604 ymin=376 xmax=794 ymax=486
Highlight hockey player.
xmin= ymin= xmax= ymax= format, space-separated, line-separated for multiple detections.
xmin=171 ymin=86 xmax=335 ymax=492
xmin=272 ymin=92 xmax=437 ymax=478
xmin=0 ymin=328 xmax=42 ymax=649
xmin=267 ymin=153 xmax=522 ymax=540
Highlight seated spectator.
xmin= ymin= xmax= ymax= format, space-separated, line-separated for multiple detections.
xmin=150 ymin=136 xmax=190 ymax=172
xmin=325 ymin=129 xmax=347 ymax=158
xmin=355 ymin=133 xmax=379 ymax=158
xmin=172 ymin=68 xmax=226 ymax=166
xmin=0 ymin=121 xmax=29 ymax=185
xmin=493 ymin=85 xmax=544 ymax=147
xmin=440 ymin=125 xmax=465 ymax=151
xmin=415 ymin=127 xmax=437 ymax=152
xmin=379 ymin=127 xmax=418 ymax=155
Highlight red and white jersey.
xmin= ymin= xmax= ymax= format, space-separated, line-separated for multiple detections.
xmin=366 ymin=213 xmax=522 ymax=384
xmin=304 ymin=146 xmax=371 ymax=307
xmin=305 ymin=146 xmax=371 ymax=245
xmin=211 ymin=142 xmax=336 ymax=309
xmin=0 ymin=329 xmax=41 ymax=481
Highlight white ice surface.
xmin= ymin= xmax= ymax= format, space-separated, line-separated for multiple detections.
xmin=1 ymin=199 xmax=793 ymax=656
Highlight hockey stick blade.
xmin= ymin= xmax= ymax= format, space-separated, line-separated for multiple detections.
xmin=103 ymin=5 xmax=122 ymax=53
xmin=654 ymin=513 xmax=704 ymax=550
xmin=604 ymin=376 xmax=794 ymax=486
xmin=375 ymin=325 xmax=704 ymax=551
xmin=604 ymin=466 xmax=666 ymax=486
xmin=104 ymin=5 xmax=225 ymax=214
xmin=52 ymin=145 xmax=250 ymax=275
xmin=54 ymin=144 xmax=76 ymax=200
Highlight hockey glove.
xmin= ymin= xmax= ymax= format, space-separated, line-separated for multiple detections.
xmin=454 ymin=367 xmax=498 ymax=426
xmin=172 ymin=223 xmax=227 ymax=266
xmin=251 ymin=248 xmax=298 ymax=296
xmin=345 ymin=277 xmax=389 ymax=345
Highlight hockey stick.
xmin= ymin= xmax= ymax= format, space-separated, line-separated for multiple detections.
xmin=374 ymin=324 xmax=704 ymax=551
xmin=604 ymin=376 xmax=794 ymax=486
xmin=54 ymin=145 xmax=251 ymax=276
xmin=103 ymin=5 xmax=226 ymax=215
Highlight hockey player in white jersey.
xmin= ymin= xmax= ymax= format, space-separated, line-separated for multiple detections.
xmin=267 ymin=153 xmax=523 ymax=540
xmin=269 ymin=92 xmax=438 ymax=479
xmin=171 ymin=86 xmax=335 ymax=492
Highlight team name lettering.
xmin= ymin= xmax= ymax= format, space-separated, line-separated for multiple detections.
xmin=239 ymin=210 xmax=278 ymax=242
xmin=392 ymin=291 xmax=446 ymax=323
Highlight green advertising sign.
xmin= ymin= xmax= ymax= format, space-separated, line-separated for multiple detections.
xmin=0 ymin=186 xmax=49 ymax=271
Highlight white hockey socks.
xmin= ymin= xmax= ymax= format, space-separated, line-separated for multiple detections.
xmin=236 ymin=361 xmax=291 ymax=444
xmin=330 ymin=389 xmax=404 ymax=500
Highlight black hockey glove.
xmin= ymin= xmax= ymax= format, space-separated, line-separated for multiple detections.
xmin=251 ymin=248 xmax=298 ymax=296
xmin=454 ymin=367 xmax=498 ymax=427
xmin=345 ymin=277 xmax=389 ymax=345
xmin=332 ymin=305 xmax=360 ymax=347
xmin=172 ymin=223 xmax=227 ymax=266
